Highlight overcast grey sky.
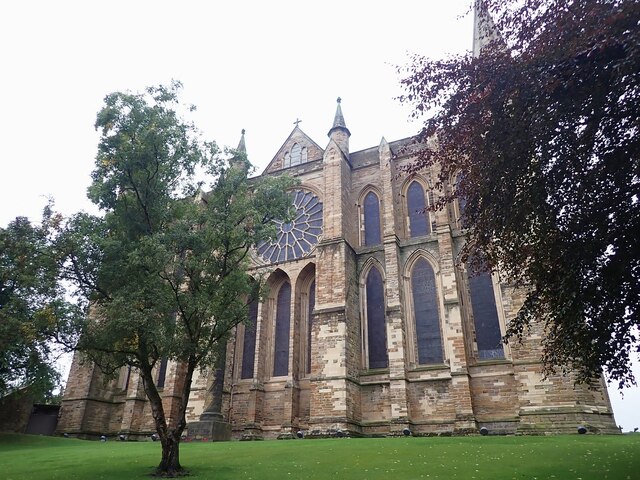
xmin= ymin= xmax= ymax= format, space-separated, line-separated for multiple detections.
xmin=1 ymin=0 xmax=637 ymax=431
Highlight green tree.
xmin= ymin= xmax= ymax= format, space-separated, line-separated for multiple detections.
xmin=0 ymin=210 xmax=79 ymax=402
xmin=58 ymin=82 xmax=294 ymax=476
xmin=399 ymin=0 xmax=639 ymax=387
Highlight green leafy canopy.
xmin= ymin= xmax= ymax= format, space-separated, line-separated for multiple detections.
xmin=56 ymin=81 xmax=294 ymax=475
xmin=0 ymin=208 xmax=81 ymax=402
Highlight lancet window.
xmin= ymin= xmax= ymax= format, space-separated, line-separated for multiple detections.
xmin=411 ymin=258 xmax=443 ymax=364
xmin=156 ymin=358 xmax=168 ymax=388
xmin=363 ymin=266 xmax=388 ymax=369
xmin=306 ymin=280 xmax=315 ymax=374
xmin=407 ymin=181 xmax=431 ymax=237
xmin=283 ymin=143 xmax=308 ymax=168
xmin=240 ymin=297 xmax=259 ymax=379
xmin=468 ymin=271 xmax=504 ymax=360
xmin=273 ymin=281 xmax=292 ymax=376
xmin=362 ymin=191 xmax=382 ymax=246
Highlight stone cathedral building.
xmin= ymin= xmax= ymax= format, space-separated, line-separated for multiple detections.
xmin=58 ymin=16 xmax=618 ymax=440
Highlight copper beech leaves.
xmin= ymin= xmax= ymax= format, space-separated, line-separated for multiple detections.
xmin=399 ymin=0 xmax=640 ymax=388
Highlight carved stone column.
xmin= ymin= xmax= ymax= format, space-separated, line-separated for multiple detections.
xmin=187 ymin=343 xmax=232 ymax=441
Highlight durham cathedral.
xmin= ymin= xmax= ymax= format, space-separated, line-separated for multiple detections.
xmin=57 ymin=11 xmax=618 ymax=440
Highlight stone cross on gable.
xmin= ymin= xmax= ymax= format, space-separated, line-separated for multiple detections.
xmin=294 ymin=118 xmax=302 ymax=127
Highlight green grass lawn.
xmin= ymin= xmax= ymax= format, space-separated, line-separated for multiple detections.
xmin=0 ymin=433 xmax=638 ymax=480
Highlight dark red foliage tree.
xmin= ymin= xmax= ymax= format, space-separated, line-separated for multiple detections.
xmin=398 ymin=0 xmax=640 ymax=387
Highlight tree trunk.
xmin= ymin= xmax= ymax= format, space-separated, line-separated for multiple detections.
xmin=138 ymin=359 xmax=185 ymax=477
xmin=155 ymin=435 xmax=184 ymax=477
xmin=144 ymin=354 xmax=197 ymax=477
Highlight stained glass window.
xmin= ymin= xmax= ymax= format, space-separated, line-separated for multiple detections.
xmin=273 ymin=282 xmax=291 ymax=376
xmin=306 ymin=280 xmax=315 ymax=374
xmin=469 ymin=271 xmax=504 ymax=360
xmin=156 ymin=358 xmax=168 ymax=388
xmin=407 ymin=181 xmax=430 ymax=237
xmin=240 ymin=298 xmax=259 ymax=379
xmin=366 ymin=267 xmax=388 ymax=369
xmin=412 ymin=258 xmax=443 ymax=364
xmin=257 ymin=190 xmax=323 ymax=263
xmin=363 ymin=191 xmax=381 ymax=246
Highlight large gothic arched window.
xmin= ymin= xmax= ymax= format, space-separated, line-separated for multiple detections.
xmin=157 ymin=358 xmax=168 ymax=388
xmin=407 ymin=181 xmax=431 ymax=237
xmin=469 ymin=272 xmax=504 ymax=360
xmin=240 ymin=297 xmax=259 ymax=379
xmin=273 ymin=282 xmax=292 ymax=376
xmin=306 ymin=280 xmax=315 ymax=374
xmin=363 ymin=191 xmax=382 ymax=246
xmin=364 ymin=267 xmax=388 ymax=369
xmin=411 ymin=258 xmax=443 ymax=364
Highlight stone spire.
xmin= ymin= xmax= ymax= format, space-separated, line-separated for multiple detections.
xmin=473 ymin=0 xmax=500 ymax=57
xmin=237 ymin=128 xmax=246 ymax=153
xmin=230 ymin=129 xmax=248 ymax=172
xmin=327 ymin=97 xmax=350 ymax=155
xmin=328 ymin=97 xmax=351 ymax=137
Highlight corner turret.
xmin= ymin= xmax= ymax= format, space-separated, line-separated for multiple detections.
xmin=327 ymin=97 xmax=350 ymax=156
xmin=237 ymin=128 xmax=246 ymax=154
xmin=230 ymin=129 xmax=249 ymax=172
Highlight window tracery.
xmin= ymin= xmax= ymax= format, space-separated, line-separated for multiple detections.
xmin=411 ymin=258 xmax=443 ymax=364
xmin=291 ymin=143 xmax=302 ymax=166
xmin=256 ymin=190 xmax=323 ymax=263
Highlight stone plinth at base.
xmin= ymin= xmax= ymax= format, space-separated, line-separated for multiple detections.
xmin=187 ymin=414 xmax=231 ymax=442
